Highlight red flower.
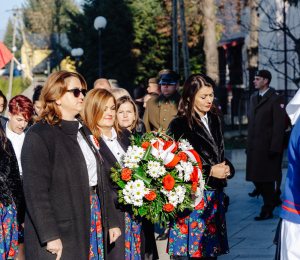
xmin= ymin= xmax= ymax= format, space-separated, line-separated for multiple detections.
xmin=180 ymin=224 xmax=188 ymax=234
xmin=177 ymin=217 xmax=185 ymax=225
xmin=190 ymin=167 xmax=199 ymax=183
xmin=214 ymin=202 xmax=218 ymax=209
xmin=178 ymin=152 xmax=187 ymax=162
xmin=180 ymin=246 xmax=186 ymax=253
xmin=198 ymin=222 xmax=203 ymax=229
xmin=169 ymin=238 xmax=174 ymax=243
xmin=163 ymin=174 xmax=175 ymax=191
xmin=141 ymin=142 xmax=151 ymax=151
xmin=163 ymin=203 xmax=174 ymax=212
xmin=121 ymin=168 xmax=132 ymax=181
xmin=208 ymin=224 xmax=217 ymax=234
xmin=145 ymin=190 xmax=157 ymax=201
xmin=8 ymin=248 xmax=15 ymax=257
xmin=125 ymin=241 xmax=130 ymax=249
xmin=195 ymin=199 xmax=204 ymax=210
xmin=193 ymin=241 xmax=199 ymax=245
xmin=191 ymin=221 xmax=198 ymax=229
xmin=192 ymin=250 xmax=201 ymax=257
xmin=191 ymin=182 xmax=198 ymax=192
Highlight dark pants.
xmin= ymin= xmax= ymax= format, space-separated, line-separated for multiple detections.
xmin=254 ymin=181 xmax=276 ymax=213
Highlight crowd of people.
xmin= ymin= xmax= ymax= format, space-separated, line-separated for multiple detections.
xmin=0 ymin=68 xmax=298 ymax=260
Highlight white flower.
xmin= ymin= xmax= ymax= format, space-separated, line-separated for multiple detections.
xmin=133 ymin=198 xmax=143 ymax=207
xmin=124 ymin=195 xmax=134 ymax=204
xmin=147 ymin=168 xmax=159 ymax=179
xmin=169 ymin=200 xmax=178 ymax=207
xmin=175 ymin=185 xmax=186 ymax=203
xmin=133 ymin=180 xmax=145 ymax=190
xmin=160 ymin=187 xmax=170 ymax=196
xmin=178 ymin=139 xmax=194 ymax=151
xmin=143 ymin=187 xmax=150 ymax=195
xmin=168 ymin=191 xmax=178 ymax=202
xmin=125 ymin=181 xmax=135 ymax=193
xmin=133 ymin=189 xmax=145 ymax=199
xmin=157 ymin=167 xmax=166 ymax=177
xmin=176 ymin=161 xmax=193 ymax=182
xmin=147 ymin=161 xmax=156 ymax=169
xmin=123 ymin=189 xmax=131 ymax=196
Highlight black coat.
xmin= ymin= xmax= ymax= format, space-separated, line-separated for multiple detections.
xmin=99 ymin=129 xmax=158 ymax=260
xmin=21 ymin=120 xmax=120 ymax=260
xmin=168 ymin=112 xmax=235 ymax=190
xmin=246 ymin=88 xmax=286 ymax=182
xmin=0 ymin=139 xmax=25 ymax=224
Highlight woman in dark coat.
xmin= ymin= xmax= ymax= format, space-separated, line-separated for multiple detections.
xmin=82 ymin=89 xmax=158 ymax=260
xmin=115 ymin=95 xmax=146 ymax=135
xmin=21 ymin=71 xmax=121 ymax=260
xmin=167 ymin=74 xmax=235 ymax=259
xmin=0 ymin=123 xmax=25 ymax=259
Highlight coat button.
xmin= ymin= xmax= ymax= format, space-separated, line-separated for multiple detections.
xmin=164 ymin=109 xmax=166 ymax=112
xmin=163 ymin=119 xmax=166 ymax=121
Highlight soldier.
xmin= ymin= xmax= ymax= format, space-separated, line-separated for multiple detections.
xmin=147 ymin=78 xmax=161 ymax=94
xmin=246 ymin=70 xmax=286 ymax=221
xmin=143 ymin=69 xmax=181 ymax=132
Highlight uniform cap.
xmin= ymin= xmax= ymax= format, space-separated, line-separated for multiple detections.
xmin=158 ymin=69 xmax=180 ymax=85
xmin=149 ymin=78 xmax=159 ymax=84
xmin=256 ymin=70 xmax=272 ymax=81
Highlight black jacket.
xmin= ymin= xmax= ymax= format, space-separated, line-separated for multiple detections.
xmin=21 ymin=120 xmax=120 ymax=260
xmin=0 ymin=139 xmax=25 ymax=224
xmin=99 ymin=129 xmax=158 ymax=260
xmin=168 ymin=112 xmax=235 ymax=190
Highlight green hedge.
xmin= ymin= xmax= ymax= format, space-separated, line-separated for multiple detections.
xmin=0 ymin=77 xmax=31 ymax=99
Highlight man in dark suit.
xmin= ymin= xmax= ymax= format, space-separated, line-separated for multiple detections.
xmin=246 ymin=70 xmax=286 ymax=220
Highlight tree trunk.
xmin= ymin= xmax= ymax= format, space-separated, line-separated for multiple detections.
xmin=202 ymin=0 xmax=219 ymax=85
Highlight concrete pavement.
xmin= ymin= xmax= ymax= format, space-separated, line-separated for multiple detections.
xmin=155 ymin=149 xmax=288 ymax=260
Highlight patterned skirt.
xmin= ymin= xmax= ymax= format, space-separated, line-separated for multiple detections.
xmin=167 ymin=190 xmax=229 ymax=258
xmin=0 ymin=202 xmax=19 ymax=260
xmin=124 ymin=211 xmax=142 ymax=260
xmin=90 ymin=194 xmax=104 ymax=260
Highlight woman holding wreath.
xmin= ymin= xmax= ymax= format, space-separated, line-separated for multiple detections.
xmin=167 ymin=74 xmax=235 ymax=259
xmin=21 ymin=71 xmax=121 ymax=260
xmin=82 ymin=89 xmax=158 ymax=260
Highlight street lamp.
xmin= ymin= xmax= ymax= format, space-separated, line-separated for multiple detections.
xmin=71 ymin=48 xmax=84 ymax=71
xmin=94 ymin=16 xmax=107 ymax=78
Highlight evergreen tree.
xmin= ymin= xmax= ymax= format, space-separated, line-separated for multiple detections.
xmin=3 ymin=18 xmax=21 ymax=51
xmin=67 ymin=0 xmax=137 ymax=90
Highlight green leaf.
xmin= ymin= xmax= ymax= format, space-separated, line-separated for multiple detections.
xmin=141 ymin=145 xmax=152 ymax=161
xmin=138 ymin=206 xmax=148 ymax=216
xmin=133 ymin=173 xmax=152 ymax=186
xmin=117 ymin=181 xmax=126 ymax=189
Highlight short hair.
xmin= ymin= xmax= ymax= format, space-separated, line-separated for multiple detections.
xmin=0 ymin=90 xmax=8 ymax=113
xmin=36 ymin=71 xmax=87 ymax=126
xmin=116 ymin=96 xmax=139 ymax=131
xmin=81 ymin=89 xmax=122 ymax=140
xmin=8 ymin=95 xmax=34 ymax=121
xmin=133 ymin=86 xmax=145 ymax=100
xmin=111 ymin=88 xmax=131 ymax=100
xmin=93 ymin=78 xmax=111 ymax=91
xmin=32 ymin=85 xmax=43 ymax=104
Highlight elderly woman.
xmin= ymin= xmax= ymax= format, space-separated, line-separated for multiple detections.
xmin=167 ymin=74 xmax=235 ymax=259
xmin=116 ymin=95 xmax=146 ymax=134
xmin=21 ymin=71 xmax=121 ymax=260
xmin=82 ymin=89 xmax=158 ymax=260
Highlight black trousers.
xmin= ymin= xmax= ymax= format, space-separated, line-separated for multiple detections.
xmin=254 ymin=181 xmax=276 ymax=213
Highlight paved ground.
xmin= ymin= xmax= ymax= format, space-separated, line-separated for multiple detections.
xmin=155 ymin=150 xmax=287 ymax=260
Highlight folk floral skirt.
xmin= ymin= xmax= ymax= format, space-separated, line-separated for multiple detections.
xmin=90 ymin=194 xmax=104 ymax=260
xmin=124 ymin=211 xmax=142 ymax=260
xmin=0 ymin=202 xmax=19 ymax=260
xmin=167 ymin=190 xmax=229 ymax=258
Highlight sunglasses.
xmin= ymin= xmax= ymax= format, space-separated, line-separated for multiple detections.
xmin=67 ymin=89 xmax=88 ymax=98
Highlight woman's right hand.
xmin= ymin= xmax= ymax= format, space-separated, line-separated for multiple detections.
xmin=47 ymin=238 xmax=63 ymax=260
xmin=211 ymin=163 xmax=230 ymax=179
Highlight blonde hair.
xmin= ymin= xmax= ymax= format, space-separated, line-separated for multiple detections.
xmin=36 ymin=71 xmax=87 ymax=125
xmin=111 ymin=88 xmax=131 ymax=100
xmin=116 ymin=95 xmax=139 ymax=131
xmin=81 ymin=89 xmax=122 ymax=140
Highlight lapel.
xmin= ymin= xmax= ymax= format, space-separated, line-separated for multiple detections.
xmin=252 ymin=92 xmax=259 ymax=108
xmin=99 ymin=139 xmax=118 ymax=167
xmin=255 ymin=87 xmax=274 ymax=110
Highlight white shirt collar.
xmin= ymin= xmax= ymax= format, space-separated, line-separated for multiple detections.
xmin=6 ymin=123 xmax=25 ymax=139
xmin=260 ymin=88 xmax=270 ymax=97
xmin=102 ymin=128 xmax=117 ymax=142
xmin=200 ymin=113 xmax=208 ymax=121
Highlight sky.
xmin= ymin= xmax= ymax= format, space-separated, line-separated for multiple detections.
xmin=0 ymin=0 xmax=82 ymax=43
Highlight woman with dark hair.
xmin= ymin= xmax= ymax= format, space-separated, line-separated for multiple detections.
xmin=116 ymin=95 xmax=146 ymax=134
xmin=0 ymin=122 xmax=25 ymax=259
xmin=167 ymin=74 xmax=235 ymax=259
xmin=0 ymin=90 xmax=8 ymax=125
xmin=21 ymin=71 xmax=121 ymax=260
xmin=82 ymin=89 xmax=158 ymax=260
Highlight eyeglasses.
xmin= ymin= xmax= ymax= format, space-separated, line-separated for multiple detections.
xmin=67 ymin=89 xmax=87 ymax=98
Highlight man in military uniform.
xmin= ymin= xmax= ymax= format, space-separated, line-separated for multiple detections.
xmin=246 ymin=70 xmax=286 ymax=221
xmin=147 ymin=78 xmax=161 ymax=94
xmin=143 ymin=69 xmax=181 ymax=132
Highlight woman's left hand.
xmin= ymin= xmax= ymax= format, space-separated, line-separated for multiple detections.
xmin=109 ymin=227 xmax=121 ymax=244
